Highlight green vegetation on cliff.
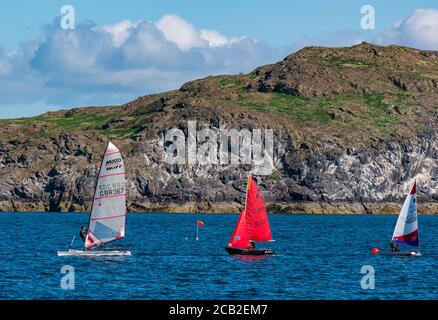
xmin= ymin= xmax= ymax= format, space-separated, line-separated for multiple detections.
xmin=2 ymin=42 xmax=437 ymax=151
xmin=1 ymin=43 xmax=438 ymax=213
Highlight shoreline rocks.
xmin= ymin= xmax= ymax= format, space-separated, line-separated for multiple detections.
xmin=2 ymin=200 xmax=438 ymax=214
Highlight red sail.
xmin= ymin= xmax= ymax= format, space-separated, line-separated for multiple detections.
xmin=228 ymin=210 xmax=250 ymax=249
xmin=245 ymin=176 xmax=273 ymax=242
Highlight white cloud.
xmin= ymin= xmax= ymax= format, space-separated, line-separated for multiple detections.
xmin=155 ymin=14 xmax=206 ymax=50
xmin=155 ymin=15 xmax=235 ymax=50
xmin=0 ymin=14 xmax=284 ymax=118
xmin=1 ymin=9 xmax=438 ymax=118
xmin=376 ymin=8 xmax=438 ymax=50
xmin=200 ymin=29 xmax=229 ymax=47
xmin=97 ymin=20 xmax=137 ymax=47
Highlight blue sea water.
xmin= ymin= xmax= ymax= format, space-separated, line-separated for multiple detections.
xmin=1 ymin=212 xmax=438 ymax=300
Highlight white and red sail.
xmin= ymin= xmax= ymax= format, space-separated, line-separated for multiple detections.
xmin=392 ymin=181 xmax=419 ymax=247
xmin=85 ymin=141 xmax=127 ymax=250
xmin=228 ymin=175 xmax=273 ymax=249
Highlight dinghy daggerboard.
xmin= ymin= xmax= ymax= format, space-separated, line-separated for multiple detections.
xmin=372 ymin=181 xmax=421 ymax=257
xmin=225 ymin=175 xmax=274 ymax=256
xmin=58 ymin=141 xmax=131 ymax=257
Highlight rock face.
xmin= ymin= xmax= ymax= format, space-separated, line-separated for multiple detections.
xmin=1 ymin=43 xmax=438 ymax=213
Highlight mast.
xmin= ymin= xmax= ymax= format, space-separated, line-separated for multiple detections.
xmin=244 ymin=176 xmax=251 ymax=215
xmin=244 ymin=175 xmax=251 ymax=241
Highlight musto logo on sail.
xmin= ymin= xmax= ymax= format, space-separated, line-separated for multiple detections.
xmin=99 ymin=182 xmax=125 ymax=197
xmin=105 ymin=158 xmax=123 ymax=171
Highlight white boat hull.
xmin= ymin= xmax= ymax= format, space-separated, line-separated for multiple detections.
xmin=58 ymin=249 xmax=131 ymax=257
xmin=378 ymin=250 xmax=421 ymax=257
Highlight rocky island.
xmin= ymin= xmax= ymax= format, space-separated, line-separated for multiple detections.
xmin=1 ymin=42 xmax=438 ymax=214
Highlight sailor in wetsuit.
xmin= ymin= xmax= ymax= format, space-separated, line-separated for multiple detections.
xmin=390 ymin=241 xmax=399 ymax=252
xmin=248 ymin=241 xmax=256 ymax=251
xmin=79 ymin=226 xmax=87 ymax=242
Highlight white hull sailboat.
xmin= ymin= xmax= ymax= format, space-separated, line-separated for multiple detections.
xmin=58 ymin=249 xmax=131 ymax=257
xmin=58 ymin=141 xmax=131 ymax=257
xmin=372 ymin=181 xmax=421 ymax=257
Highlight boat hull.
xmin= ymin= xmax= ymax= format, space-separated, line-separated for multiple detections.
xmin=225 ymin=247 xmax=274 ymax=255
xmin=57 ymin=249 xmax=131 ymax=257
xmin=377 ymin=250 xmax=421 ymax=257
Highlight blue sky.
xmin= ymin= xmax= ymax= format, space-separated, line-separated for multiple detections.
xmin=2 ymin=0 xmax=437 ymax=49
xmin=1 ymin=1 xmax=438 ymax=118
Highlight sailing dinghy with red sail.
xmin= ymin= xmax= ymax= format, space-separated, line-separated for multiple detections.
xmin=225 ymin=175 xmax=274 ymax=255
xmin=372 ymin=181 xmax=420 ymax=257
xmin=58 ymin=141 xmax=131 ymax=257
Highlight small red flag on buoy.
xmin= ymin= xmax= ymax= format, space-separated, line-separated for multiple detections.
xmin=197 ymin=220 xmax=204 ymax=227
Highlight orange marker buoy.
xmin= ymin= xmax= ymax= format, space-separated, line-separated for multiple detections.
xmin=372 ymin=248 xmax=379 ymax=255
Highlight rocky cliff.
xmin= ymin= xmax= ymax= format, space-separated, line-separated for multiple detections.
xmin=1 ymin=42 xmax=438 ymax=213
